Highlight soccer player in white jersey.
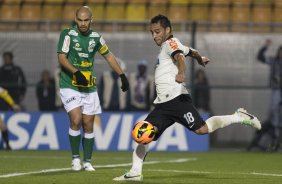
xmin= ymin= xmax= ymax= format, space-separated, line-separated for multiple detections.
xmin=113 ymin=15 xmax=261 ymax=181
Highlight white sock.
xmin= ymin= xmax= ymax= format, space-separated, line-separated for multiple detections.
xmin=131 ymin=143 xmax=149 ymax=174
xmin=206 ymin=114 xmax=243 ymax=133
xmin=69 ymin=128 xmax=81 ymax=136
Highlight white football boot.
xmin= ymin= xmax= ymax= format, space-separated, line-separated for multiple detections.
xmin=235 ymin=108 xmax=261 ymax=130
xmin=71 ymin=158 xmax=82 ymax=171
xmin=113 ymin=170 xmax=143 ymax=181
xmin=83 ymin=162 xmax=95 ymax=171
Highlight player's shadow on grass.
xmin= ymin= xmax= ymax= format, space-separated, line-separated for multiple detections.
xmin=145 ymin=173 xmax=254 ymax=183
xmin=30 ymin=170 xmax=81 ymax=177
xmin=145 ymin=173 xmax=210 ymax=184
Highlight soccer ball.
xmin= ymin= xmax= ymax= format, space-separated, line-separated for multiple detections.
xmin=132 ymin=121 xmax=156 ymax=144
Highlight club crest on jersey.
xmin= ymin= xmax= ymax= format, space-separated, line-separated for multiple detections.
xmin=74 ymin=43 xmax=82 ymax=51
xmin=88 ymin=39 xmax=95 ymax=52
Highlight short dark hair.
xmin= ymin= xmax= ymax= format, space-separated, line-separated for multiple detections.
xmin=150 ymin=14 xmax=172 ymax=31
xmin=3 ymin=51 xmax=13 ymax=59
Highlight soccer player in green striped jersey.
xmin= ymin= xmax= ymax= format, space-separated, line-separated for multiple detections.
xmin=57 ymin=6 xmax=129 ymax=171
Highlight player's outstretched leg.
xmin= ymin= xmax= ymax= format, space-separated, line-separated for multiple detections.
xmin=113 ymin=143 xmax=148 ymax=181
xmin=205 ymin=108 xmax=261 ymax=133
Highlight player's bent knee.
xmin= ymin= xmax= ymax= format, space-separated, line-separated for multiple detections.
xmin=70 ymin=117 xmax=82 ymax=130
xmin=83 ymin=121 xmax=94 ymax=133
xmin=194 ymin=124 xmax=209 ymax=135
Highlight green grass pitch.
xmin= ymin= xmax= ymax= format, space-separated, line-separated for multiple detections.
xmin=0 ymin=150 xmax=281 ymax=184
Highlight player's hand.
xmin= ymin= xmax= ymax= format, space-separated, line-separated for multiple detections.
xmin=119 ymin=74 xmax=129 ymax=92
xmin=74 ymin=70 xmax=88 ymax=86
xmin=202 ymin=56 xmax=210 ymax=66
xmin=197 ymin=56 xmax=210 ymax=67
xmin=12 ymin=104 xmax=21 ymax=112
xmin=175 ymin=73 xmax=185 ymax=83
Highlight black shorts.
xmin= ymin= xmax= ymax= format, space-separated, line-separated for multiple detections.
xmin=145 ymin=94 xmax=206 ymax=140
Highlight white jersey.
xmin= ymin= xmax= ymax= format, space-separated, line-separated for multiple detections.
xmin=154 ymin=36 xmax=190 ymax=104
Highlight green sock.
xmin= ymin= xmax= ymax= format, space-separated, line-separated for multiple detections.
xmin=82 ymin=137 xmax=94 ymax=162
xmin=69 ymin=134 xmax=81 ymax=158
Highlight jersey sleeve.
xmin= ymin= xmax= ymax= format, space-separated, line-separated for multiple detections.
xmin=165 ymin=38 xmax=188 ymax=59
xmin=183 ymin=46 xmax=190 ymax=56
xmin=97 ymin=36 xmax=110 ymax=56
xmin=57 ymin=29 xmax=70 ymax=54
xmin=0 ymin=87 xmax=16 ymax=107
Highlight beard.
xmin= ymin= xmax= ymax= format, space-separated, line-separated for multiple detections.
xmin=78 ymin=25 xmax=90 ymax=34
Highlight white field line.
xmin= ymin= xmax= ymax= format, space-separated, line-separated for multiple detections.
xmin=148 ymin=169 xmax=282 ymax=177
xmin=0 ymin=158 xmax=196 ymax=178
xmin=251 ymin=172 xmax=282 ymax=177
xmin=2 ymin=157 xmax=281 ymax=179
xmin=0 ymin=156 xmax=69 ymax=160
xmin=0 ymin=155 xmax=129 ymax=160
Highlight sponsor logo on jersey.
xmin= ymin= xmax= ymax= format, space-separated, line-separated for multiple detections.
xmin=78 ymin=53 xmax=89 ymax=58
xmin=169 ymin=39 xmax=178 ymax=50
xmin=74 ymin=47 xmax=82 ymax=51
xmin=89 ymin=32 xmax=99 ymax=37
xmin=68 ymin=30 xmax=78 ymax=36
xmin=73 ymin=39 xmax=79 ymax=43
xmin=62 ymin=35 xmax=70 ymax=53
xmin=80 ymin=61 xmax=92 ymax=67
xmin=88 ymin=39 xmax=95 ymax=52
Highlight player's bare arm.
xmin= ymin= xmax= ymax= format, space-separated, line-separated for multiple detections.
xmin=102 ymin=51 xmax=124 ymax=75
xmin=58 ymin=53 xmax=78 ymax=74
xmin=174 ymin=53 xmax=186 ymax=83
xmin=188 ymin=48 xmax=210 ymax=66
xmin=103 ymin=51 xmax=129 ymax=92
xmin=12 ymin=104 xmax=21 ymax=112
xmin=58 ymin=53 xmax=88 ymax=86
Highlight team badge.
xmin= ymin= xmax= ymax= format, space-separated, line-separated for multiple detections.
xmin=88 ymin=39 xmax=95 ymax=52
